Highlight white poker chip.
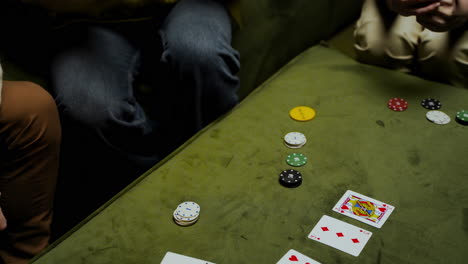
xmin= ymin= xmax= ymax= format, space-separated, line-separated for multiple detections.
xmin=284 ymin=132 xmax=307 ymax=148
xmin=426 ymin=110 xmax=451 ymax=125
xmin=173 ymin=214 xmax=199 ymax=226
xmin=174 ymin=218 xmax=199 ymax=226
xmin=175 ymin=201 xmax=200 ymax=218
xmin=173 ymin=201 xmax=200 ymax=226
xmin=173 ymin=210 xmax=198 ymax=222
xmin=284 ymin=141 xmax=305 ymax=149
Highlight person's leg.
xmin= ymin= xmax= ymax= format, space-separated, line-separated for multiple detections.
xmin=417 ymin=28 xmax=452 ymax=83
xmin=49 ymin=25 xmax=162 ymax=238
xmin=0 ymin=81 xmax=61 ymax=264
xmin=158 ymin=0 xmax=240 ymax=143
xmin=354 ymin=0 xmax=391 ymax=66
xmin=50 ymin=25 xmax=159 ymax=168
xmin=450 ymin=29 xmax=468 ymax=88
xmin=354 ymin=0 xmax=422 ymax=72
xmin=384 ymin=15 xmax=422 ymax=72
xmin=424 ymin=28 xmax=468 ymax=88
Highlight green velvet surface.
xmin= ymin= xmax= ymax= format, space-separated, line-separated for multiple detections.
xmin=33 ymin=45 xmax=468 ymax=264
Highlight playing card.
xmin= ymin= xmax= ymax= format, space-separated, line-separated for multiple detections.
xmin=308 ymin=215 xmax=372 ymax=257
xmin=276 ymin=249 xmax=321 ymax=264
xmin=161 ymin=252 xmax=215 ymax=264
xmin=332 ymin=190 xmax=395 ymax=228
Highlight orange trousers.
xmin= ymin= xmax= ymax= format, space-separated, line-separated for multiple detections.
xmin=0 ymin=81 xmax=61 ymax=264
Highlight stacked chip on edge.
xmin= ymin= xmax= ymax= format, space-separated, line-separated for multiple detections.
xmin=173 ymin=201 xmax=200 ymax=227
xmin=284 ymin=132 xmax=307 ymax=149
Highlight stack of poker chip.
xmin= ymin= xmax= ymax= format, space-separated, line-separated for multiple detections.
xmin=456 ymin=110 xmax=468 ymax=125
xmin=284 ymin=132 xmax=307 ymax=149
xmin=279 ymin=169 xmax=302 ymax=188
xmin=173 ymin=201 xmax=200 ymax=227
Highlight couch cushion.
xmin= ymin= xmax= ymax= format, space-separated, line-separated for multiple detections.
xmin=32 ymin=45 xmax=468 ymax=264
xmin=234 ymin=0 xmax=363 ymax=99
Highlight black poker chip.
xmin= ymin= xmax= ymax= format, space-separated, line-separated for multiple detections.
xmin=421 ymin=98 xmax=442 ymax=110
xmin=279 ymin=169 xmax=302 ymax=188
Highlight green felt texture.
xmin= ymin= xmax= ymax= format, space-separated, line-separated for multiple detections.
xmin=33 ymin=45 xmax=468 ymax=264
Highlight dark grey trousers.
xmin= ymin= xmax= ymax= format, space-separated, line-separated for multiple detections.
xmin=50 ymin=0 xmax=240 ymax=169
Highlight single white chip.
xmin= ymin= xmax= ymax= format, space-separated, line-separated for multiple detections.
xmin=284 ymin=132 xmax=307 ymax=147
xmin=426 ymin=110 xmax=451 ymax=125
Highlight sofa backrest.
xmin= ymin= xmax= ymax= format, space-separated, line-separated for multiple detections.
xmin=233 ymin=0 xmax=363 ymax=99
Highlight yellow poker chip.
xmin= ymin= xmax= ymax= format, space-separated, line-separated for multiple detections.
xmin=289 ymin=106 xmax=316 ymax=121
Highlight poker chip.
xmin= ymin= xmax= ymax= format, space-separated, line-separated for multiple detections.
xmin=173 ymin=201 xmax=200 ymax=227
xmin=387 ymin=98 xmax=408 ymax=112
xmin=286 ymin=153 xmax=308 ymax=167
xmin=284 ymin=132 xmax=307 ymax=149
xmin=426 ymin=110 xmax=451 ymax=125
xmin=421 ymin=98 xmax=442 ymax=110
xmin=289 ymin=106 xmax=316 ymax=121
xmin=279 ymin=169 xmax=302 ymax=188
xmin=456 ymin=110 xmax=468 ymax=125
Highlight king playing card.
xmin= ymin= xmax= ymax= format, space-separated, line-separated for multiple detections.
xmin=332 ymin=190 xmax=395 ymax=228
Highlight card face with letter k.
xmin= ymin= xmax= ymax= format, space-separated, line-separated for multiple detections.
xmin=161 ymin=252 xmax=215 ymax=264
xmin=308 ymin=215 xmax=372 ymax=257
xmin=276 ymin=249 xmax=321 ymax=264
xmin=332 ymin=190 xmax=395 ymax=228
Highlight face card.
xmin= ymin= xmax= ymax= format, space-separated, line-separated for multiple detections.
xmin=308 ymin=215 xmax=372 ymax=257
xmin=161 ymin=252 xmax=215 ymax=264
xmin=332 ymin=190 xmax=395 ymax=228
xmin=276 ymin=249 xmax=321 ymax=264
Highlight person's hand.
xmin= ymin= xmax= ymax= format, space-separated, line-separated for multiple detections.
xmin=454 ymin=0 xmax=468 ymax=15
xmin=416 ymin=0 xmax=468 ymax=31
xmin=0 ymin=207 xmax=7 ymax=231
xmin=386 ymin=0 xmax=442 ymax=16
xmin=0 ymin=193 xmax=6 ymax=231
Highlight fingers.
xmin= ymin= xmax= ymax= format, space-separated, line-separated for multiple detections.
xmin=408 ymin=0 xmax=440 ymax=4
xmin=410 ymin=1 xmax=442 ymax=15
xmin=389 ymin=0 xmax=441 ymax=16
xmin=417 ymin=13 xmax=467 ymax=32
xmin=0 ymin=207 xmax=6 ymax=231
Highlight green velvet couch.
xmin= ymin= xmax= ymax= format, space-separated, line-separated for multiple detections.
xmin=4 ymin=0 xmax=467 ymax=263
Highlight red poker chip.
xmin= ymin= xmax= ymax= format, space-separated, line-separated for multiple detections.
xmin=387 ymin=98 xmax=408 ymax=112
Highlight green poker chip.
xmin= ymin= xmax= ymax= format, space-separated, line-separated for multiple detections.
xmin=456 ymin=110 xmax=468 ymax=122
xmin=286 ymin=153 xmax=308 ymax=167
